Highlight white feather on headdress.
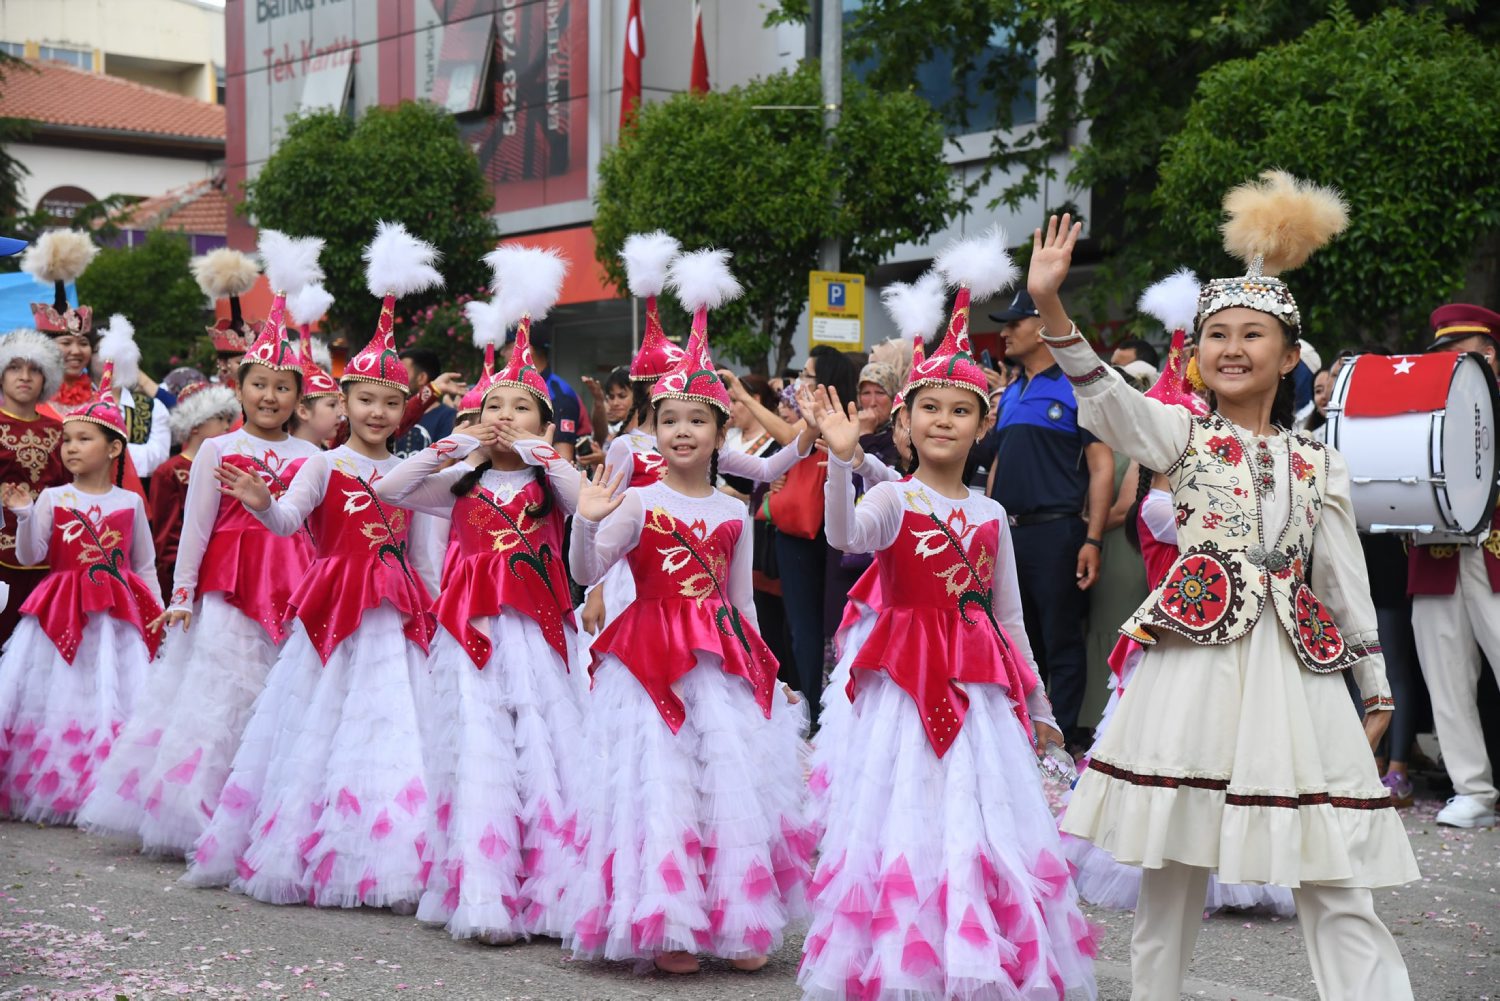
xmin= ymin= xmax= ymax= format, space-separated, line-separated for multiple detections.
xmin=288 ymin=283 xmax=335 ymax=328
xmin=621 ymin=231 xmax=680 ymax=298
xmin=257 ymin=230 xmax=325 ymax=295
xmin=464 ymin=299 xmax=506 ymax=349
xmin=880 ymin=271 xmax=947 ymax=341
xmin=1138 ymin=268 xmax=1201 ymax=333
xmin=97 ymin=314 xmax=141 ymax=392
xmin=934 ymin=225 xmax=1018 ymax=301
xmin=169 ymin=385 xmax=240 ymax=445
xmin=363 ymin=220 xmax=443 ymax=298
xmin=21 ymin=230 xmax=97 ymax=285
xmin=307 ymin=336 xmax=331 ymax=372
xmin=486 ymin=245 xmax=569 ymax=330
xmin=0 ymin=329 xmax=64 ymax=399
xmin=190 ymin=248 xmax=260 ymax=300
xmin=666 ymin=248 xmax=742 ymax=312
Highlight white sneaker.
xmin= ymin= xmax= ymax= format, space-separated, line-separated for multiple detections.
xmin=1435 ymin=794 xmax=1498 ymax=828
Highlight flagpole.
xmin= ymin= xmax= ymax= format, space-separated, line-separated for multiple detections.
xmin=818 ymin=0 xmax=842 ymax=272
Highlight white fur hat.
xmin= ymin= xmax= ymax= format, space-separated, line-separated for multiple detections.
xmin=0 ymin=328 xmax=66 ymax=399
xmin=169 ymin=384 xmax=240 ymax=445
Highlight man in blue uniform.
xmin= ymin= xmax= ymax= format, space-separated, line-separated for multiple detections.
xmin=976 ymin=289 xmax=1115 ymax=752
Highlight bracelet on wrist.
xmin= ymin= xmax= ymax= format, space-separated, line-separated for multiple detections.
xmin=1084 ymin=537 xmax=1102 ymax=549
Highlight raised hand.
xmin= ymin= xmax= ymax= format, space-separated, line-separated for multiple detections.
xmin=580 ymin=374 xmax=604 ymax=404
xmin=495 ymin=422 xmax=548 ymax=452
xmin=0 ymin=482 xmax=34 ymax=511
xmin=577 ymin=464 xmax=628 ymax=522
xmin=464 ymin=423 xmax=502 ymax=451
xmin=431 ymin=372 xmax=468 ymax=398
xmin=213 ymin=463 xmax=273 ymax=512
xmin=1027 ymin=213 xmax=1082 ymax=303
xmin=819 ymin=386 xmax=861 ymax=463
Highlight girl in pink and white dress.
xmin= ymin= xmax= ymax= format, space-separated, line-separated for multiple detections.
xmin=376 ymin=246 xmax=589 ymax=944
xmin=182 ymin=223 xmax=440 ymax=911
xmin=564 ymin=251 xmax=810 ymax=975
xmin=79 ymin=232 xmax=324 ymax=856
xmin=0 ymin=352 xmax=162 ymax=824
xmin=800 ymin=231 xmax=1097 ymax=1001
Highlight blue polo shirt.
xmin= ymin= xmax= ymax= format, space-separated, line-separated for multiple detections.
xmin=980 ymin=364 xmax=1098 ymax=516
xmin=541 ymin=366 xmax=583 ymax=446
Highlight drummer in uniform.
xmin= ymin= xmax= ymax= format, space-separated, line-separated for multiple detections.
xmin=1408 ymin=303 xmax=1500 ymax=829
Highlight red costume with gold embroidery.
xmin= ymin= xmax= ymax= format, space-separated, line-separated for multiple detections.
xmin=0 ymin=408 xmax=66 ymax=639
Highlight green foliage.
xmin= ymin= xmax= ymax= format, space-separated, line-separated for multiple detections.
xmin=76 ymin=230 xmax=207 ymax=376
xmin=1156 ymin=8 xmax=1500 ymax=349
xmin=398 ymin=289 xmax=491 ymax=375
xmin=593 ymin=65 xmax=960 ymax=372
xmin=241 ymin=101 xmax=498 ymax=348
xmin=0 ymin=53 xmax=34 ymax=226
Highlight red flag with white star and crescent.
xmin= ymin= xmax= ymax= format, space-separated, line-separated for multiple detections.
xmin=620 ymin=0 xmax=645 ymax=129
xmin=1341 ymin=354 xmax=1456 ymax=418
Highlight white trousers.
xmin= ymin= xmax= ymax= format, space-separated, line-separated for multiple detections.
xmin=1130 ymin=863 xmax=1413 ymax=1000
xmin=1411 ymin=546 xmax=1500 ymax=808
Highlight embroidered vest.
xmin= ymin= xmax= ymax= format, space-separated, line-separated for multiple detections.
xmin=1124 ymin=415 xmax=1373 ymax=673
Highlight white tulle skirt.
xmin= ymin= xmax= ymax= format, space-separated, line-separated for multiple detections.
xmin=800 ymin=673 xmax=1099 ymax=1001
xmin=807 ymin=605 xmax=877 ymax=837
xmin=1061 ymin=653 xmax=1296 ymax=916
xmin=0 ymin=615 xmax=146 ymax=825
xmin=79 ymin=595 xmax=282 ymax=856
xmin=415 ymin=611 xmax=588 ymax=940
xmin=181 ymin=604 xmax=432 ymax=910
xmin=563 ymin=655 xmax=812 ymax=963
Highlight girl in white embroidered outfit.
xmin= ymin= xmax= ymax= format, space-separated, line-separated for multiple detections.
xmin=376 ymin=245 xmax=588 ymax=944
xmin=78 ymin=233 xmax=324 ymax=857
xmin=181 ymin=222 xmax=440 ymax=911
xmin=1034 ymin=176 xmax=1418 ymax=1000
xmin=799 ymin=229 xmax=1097 ymax=1001
xmin=564 ymin=250 xmax=810 ymax=975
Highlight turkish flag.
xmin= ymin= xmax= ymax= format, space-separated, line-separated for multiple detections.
xmin=1341 ymin=353 xmax=1455 ymax=418
xmin=690 ymin=2 xmax=710 ymax=94
xmin=620 ymin=0 xmax=644 ymax=129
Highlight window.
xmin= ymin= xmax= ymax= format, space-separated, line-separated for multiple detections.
xmin=0 ymin=41 xmax=24 ymax=58
xmin=843 ymin=2 xmax=1036 ymax=136
xmin=38 ymin=45 xmax=91 ymax=70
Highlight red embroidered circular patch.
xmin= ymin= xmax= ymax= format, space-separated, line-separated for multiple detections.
xmin=1294 ymin=585 xmax=1345 ymax=664
xmin=1159 ymin=554 xmax=1231 ymax=630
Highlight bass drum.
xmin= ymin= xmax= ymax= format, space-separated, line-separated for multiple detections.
xmin=1324 ymin=351 xmax=1499 ymax=538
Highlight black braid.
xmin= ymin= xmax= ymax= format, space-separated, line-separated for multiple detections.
xmin=1124 ymin=463 xmax=1155 ymax=553
xmin=710 ymin=447 xmax=720 ymax=486
xmin=631 ymin=381 xmax=654 ymax=430
xmin=103 ymin=428 xmax=127 ymax=487
xmin=450 ymin=459 xmax=492 ymax=497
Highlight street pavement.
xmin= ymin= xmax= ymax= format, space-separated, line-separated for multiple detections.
xmin=1 ymin=796 xmax=1495 ymax=1000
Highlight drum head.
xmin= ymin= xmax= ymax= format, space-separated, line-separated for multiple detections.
xmin=1441 ymin=353 xmax=1500 ymax=535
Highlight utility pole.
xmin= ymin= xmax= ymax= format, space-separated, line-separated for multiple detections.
xmin=818 ymin=0 xmax=842 ymax=273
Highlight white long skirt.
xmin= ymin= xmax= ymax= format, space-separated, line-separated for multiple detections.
xmin=415 ymin=610 xmax=588 ymax=940
xmin=807 ymin=604 xmax=877 ymax=837
xmin=801 ymin=674 xmax=1098 ymax=1001
xmin=181 ymin=605 xmax=432 ymax=909
xmin=564 ymin=655 xmax=812 ymax=963
xmin=0 ymin=615 xmax=147 ymax=825
xmin=79 ymin=594 xmax=282 ymax=856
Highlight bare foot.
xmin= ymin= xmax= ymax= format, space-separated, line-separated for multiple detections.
xmin=654 ymin=951 xmax=701 ymax=974
xmin=730 ymin=955 xmax=769 ymax=972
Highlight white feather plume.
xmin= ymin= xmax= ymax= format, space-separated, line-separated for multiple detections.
xmin=666 ymin=248 xmax=742 ymax=313
xmin=258 ymin=230 xmax=325 ymax=295
xmin=363 ymin=220 xmax=443 ymax=298
xmin=486 ymin=245 xmax=570 ymax=329
xmin=934 ymin=225 xmax=1018 ymax=301
xmin=288 ymin=283 xmax=335 ymax=327
xmin=465 ymin=299 xmax=507 ymax=348
xmin=21 ymin=230 xmax=97 ymax=285
xmin=622 ymin=231 xmax=680 ymax=298
xmin=191 ymin=248 xmax=260 ymax=300
xmin=1137 ymin=268 xmax=1200 ymax=332
xmin=97 ymin=314 xmax=141 ymax=391
xmin=880 ymin=271 xmax=947 ymax=341
xmin=307 ymin=336 xmax=331 ymax=372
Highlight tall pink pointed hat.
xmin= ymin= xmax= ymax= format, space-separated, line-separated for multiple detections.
xmin=343 ymin=221 xmax=444 ymax=395
xmin=242 ymin=230 xmax=325 ymax=374
xmin=652 ymin=248 xmax=740 ymax=416
xmin=907 ymin=226 xmax=1016 ymax=412
xmin=65 ymin=315 xmax=130 ymax=436
xmin=879 ymin=271 xmax=945 ymax=411
xmin=485 ymin=244 xmax=569 ymax=410
xmin=458 ymin=297 xmax=503 ymax=419
xmin=287 ymin=282 xmax=339 ymax=398
xmin=622 ymin=231 xmax=683 ymax=381
xmin=1137 ymin=268 xmax=1209 ymax=416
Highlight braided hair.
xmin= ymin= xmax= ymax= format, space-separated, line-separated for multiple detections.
xmin=448 ymin=395 xmax=557 ymax=518
xmin=104 ymin=427 xmax=127 ymax=487
xmin=1123 ymin=462 xmax=1155 ymax=553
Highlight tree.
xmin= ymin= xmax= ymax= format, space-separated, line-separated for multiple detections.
xmin=772 ymin=0 xmax=1500 ymax=315
xmin=593 ymin=65 xmax=961 ymax=372
xmin=76 ymin=229 xmax=207 ymax=376
xmin=1155 ymin=8 xmax=1500 ymax=349
xmin=241 ymin=101 xmax=498 ymax=347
